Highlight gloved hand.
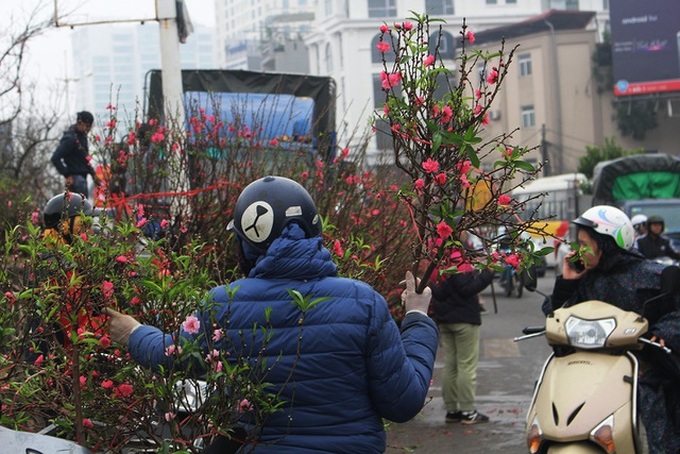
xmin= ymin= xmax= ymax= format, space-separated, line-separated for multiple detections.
xmin=401 ymin=271 xmax=432 ymax=314
xmin=103 ymin=307 xmax=141 ymax=346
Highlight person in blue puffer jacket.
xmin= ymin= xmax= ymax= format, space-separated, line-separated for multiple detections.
xmin=105 ymin=175 xmax=438 ymax=453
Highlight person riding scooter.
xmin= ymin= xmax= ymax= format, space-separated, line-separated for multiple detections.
xmin=636 ymin=214 xmax=680 ymax=261
xmin=548 ymin=205 xmax=680 ymax=454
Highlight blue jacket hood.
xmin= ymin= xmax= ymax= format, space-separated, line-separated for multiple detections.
xmin=250 ymin=223 xmax=338 ymax=280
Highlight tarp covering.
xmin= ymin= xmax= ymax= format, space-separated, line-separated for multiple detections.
xmin=147 ymin=69 xmax=336 ymax=160
xmin=591 ymin=153 xmax=680 ymax=205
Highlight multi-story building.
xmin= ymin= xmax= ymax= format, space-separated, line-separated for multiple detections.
xmin=304 ymin=0 xmax=614 ymax=167
xmin=214 ymin=0 xmax=316 ymax=71
xmin=71 ymin=23 xmax=216 ymax=126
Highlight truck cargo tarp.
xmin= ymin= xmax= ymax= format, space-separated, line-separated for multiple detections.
xmin=591 ymin=154 xmax=680 ymax=204
xmin=147 ymin=69 xmax=336 ymax=160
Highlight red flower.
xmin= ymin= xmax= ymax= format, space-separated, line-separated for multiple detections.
xmin=440 ymin=105 xmax=453 ymax=124
xmin=506 ymin=253 xmax=521 ymax=268
xmin=376 ymin=41 xmax=390 ymax=53
xmin=422 ymin=158 xmax=440 ymax=174
xmin=466 ymin=30 xmax=476 ymax=44
xmin=101 ymin=379 xmax=114 ymax=389
xmin=82 ymin=419 xmax=94 ymax=428
xmin=436 ymin=221 xmax=453 ymax=240
xmin=99 ymin=336 xmax=111 ymax=349
xmin=498 ymin=194 xmax=512 ymax=206
xmin=487 ymin=68 xmax=499 ymax=85
xmin=380 ymin=24 xmax=389 ymax=33
xmin=114 ymin=383 xmax=134 ymax=398
xmin=380 ymin=71 xmax=402 ymax=90
xmin=423 ymin=54 xmax=435 ymax=67
xmin=101 ymin=281 xmax=115 ymax=300
xmin=414 ymin=179 xmax=425 ymax=189
xmin=4 ymin=291 xmax=15 ymax=305
xmin=435 ymin=173 xmax=447 ymax=185
xmin=333 ymin=240 xmax=344 ymax=258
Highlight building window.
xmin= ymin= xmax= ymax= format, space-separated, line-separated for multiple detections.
xmin=368 ymin=0 xmax=397 ymax=18
xmin=425 ymin=0 xmax=454 ymax=15
xmin=518 ymin=53 xmax=532 ymax=77
xmin=486 ymin=0 xmax=497 ymax=4
xmin=550 ymin=0 xmax=579 ymax=9
xmin=521 ymin=105 xmax=536 ymax=128
xmin=602 ymin=0 xmax=609 ymax=9
xmin=429 ymin=31 xmax=456 ymax=59
xmin=324 ymin=0 xmax=333 ymax=16
xmin=506 ymin=0 xmax=517 ymax=3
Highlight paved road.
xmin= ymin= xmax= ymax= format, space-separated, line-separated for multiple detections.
xmin=385 ymin=275 xmax=556 ymax=453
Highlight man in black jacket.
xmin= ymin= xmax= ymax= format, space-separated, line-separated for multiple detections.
xmin=51 ymin=111 xmax=100 ymax=198
xmin=636 ymin=215 xmax=680 ymax=261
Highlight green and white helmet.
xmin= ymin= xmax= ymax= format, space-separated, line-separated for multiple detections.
xmin=572 ymin=205 xmax=635 ymax=250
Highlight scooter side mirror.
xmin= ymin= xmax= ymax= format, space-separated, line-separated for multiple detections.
xmin=520 ymin=265 xmax=538 ymax=292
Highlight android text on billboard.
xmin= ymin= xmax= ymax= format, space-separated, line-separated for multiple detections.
xmin=610 ymin=0 xmax=680 ymax=96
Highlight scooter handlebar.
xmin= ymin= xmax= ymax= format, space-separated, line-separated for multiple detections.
xmin=523 ymin=326 xmax=546 ymax=335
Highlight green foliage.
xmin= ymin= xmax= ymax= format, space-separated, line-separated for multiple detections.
xmin=613 ymin=100 xmax=659 ymax=141
xmin=376 ymin=13 xmax=556 ymax=288
xmin=0 ymin=217 xmax=282 ymax=452
xmin=577 ymin=136 xmax=644 ymax=179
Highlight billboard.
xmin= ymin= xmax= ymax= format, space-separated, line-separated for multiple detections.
xmin=610 ymin=0 xmax=680 ymax=96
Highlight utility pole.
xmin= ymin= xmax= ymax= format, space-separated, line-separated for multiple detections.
xmin=155 ymin=0 xmax=184 ymax=127
xmin=544 ymin=19 xmax=564 ymax=175
xmin=541 ymin=123 xmax=551 ymax=177
xmin=155 ymin=0 xmax=189 ymax=216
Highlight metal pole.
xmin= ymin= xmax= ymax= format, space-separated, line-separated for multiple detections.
xmin=156 ymin=0 xmax=184 ymax=126
xmin=155 ymin=0 xmax=189 ymax=218
xmin=544 ymin=20 xmax=564 ymax=175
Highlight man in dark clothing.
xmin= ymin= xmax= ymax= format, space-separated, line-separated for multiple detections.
xmin=51 ymin=111 xmax=100 ymax=198
xmin=431 ymin=246 xmax=494 ymax=425
xmin=636 ymin=215 xmax=680 ymax=261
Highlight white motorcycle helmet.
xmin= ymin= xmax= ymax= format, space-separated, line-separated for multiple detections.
xmin=572 ymin=205 xmax=635 ymax=250
xmin=630 ymin=214 xmax=647 ymax=227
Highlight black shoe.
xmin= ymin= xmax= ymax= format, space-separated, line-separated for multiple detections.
xmin=445 ymin=411 xmax=463 ymax=423
xmin=460 ymin=410 xmax=489 ymax=425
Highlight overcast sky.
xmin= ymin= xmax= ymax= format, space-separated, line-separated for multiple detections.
xmin=3 ymin=0 xmax=216 ymax=112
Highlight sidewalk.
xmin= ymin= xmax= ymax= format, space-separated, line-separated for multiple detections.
xmin=385 ymin=286 xmax=551 ymax=453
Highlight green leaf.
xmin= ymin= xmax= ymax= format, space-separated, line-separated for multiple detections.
xmin=432 ymin=132 xmax=442 ymax=153
xmin=514 ymin=160 xmax=536 ymax=172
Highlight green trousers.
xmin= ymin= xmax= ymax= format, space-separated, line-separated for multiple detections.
xmin=439 ymin=322 xmax=480 ymax=412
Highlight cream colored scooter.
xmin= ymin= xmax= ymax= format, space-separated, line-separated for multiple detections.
xmin=515 ymin=265 xmax=680 ymax=454
xmin=517 ymin=300 xmax=655 ymax=453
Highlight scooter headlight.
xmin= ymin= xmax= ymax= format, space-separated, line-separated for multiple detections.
xmin=527 ymin=415 xmax=543 ymax=453
xmin=590 ymin=414 xmax=616 ymax=453
xmin=565 ymin=316 xmax=616 ymax=349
